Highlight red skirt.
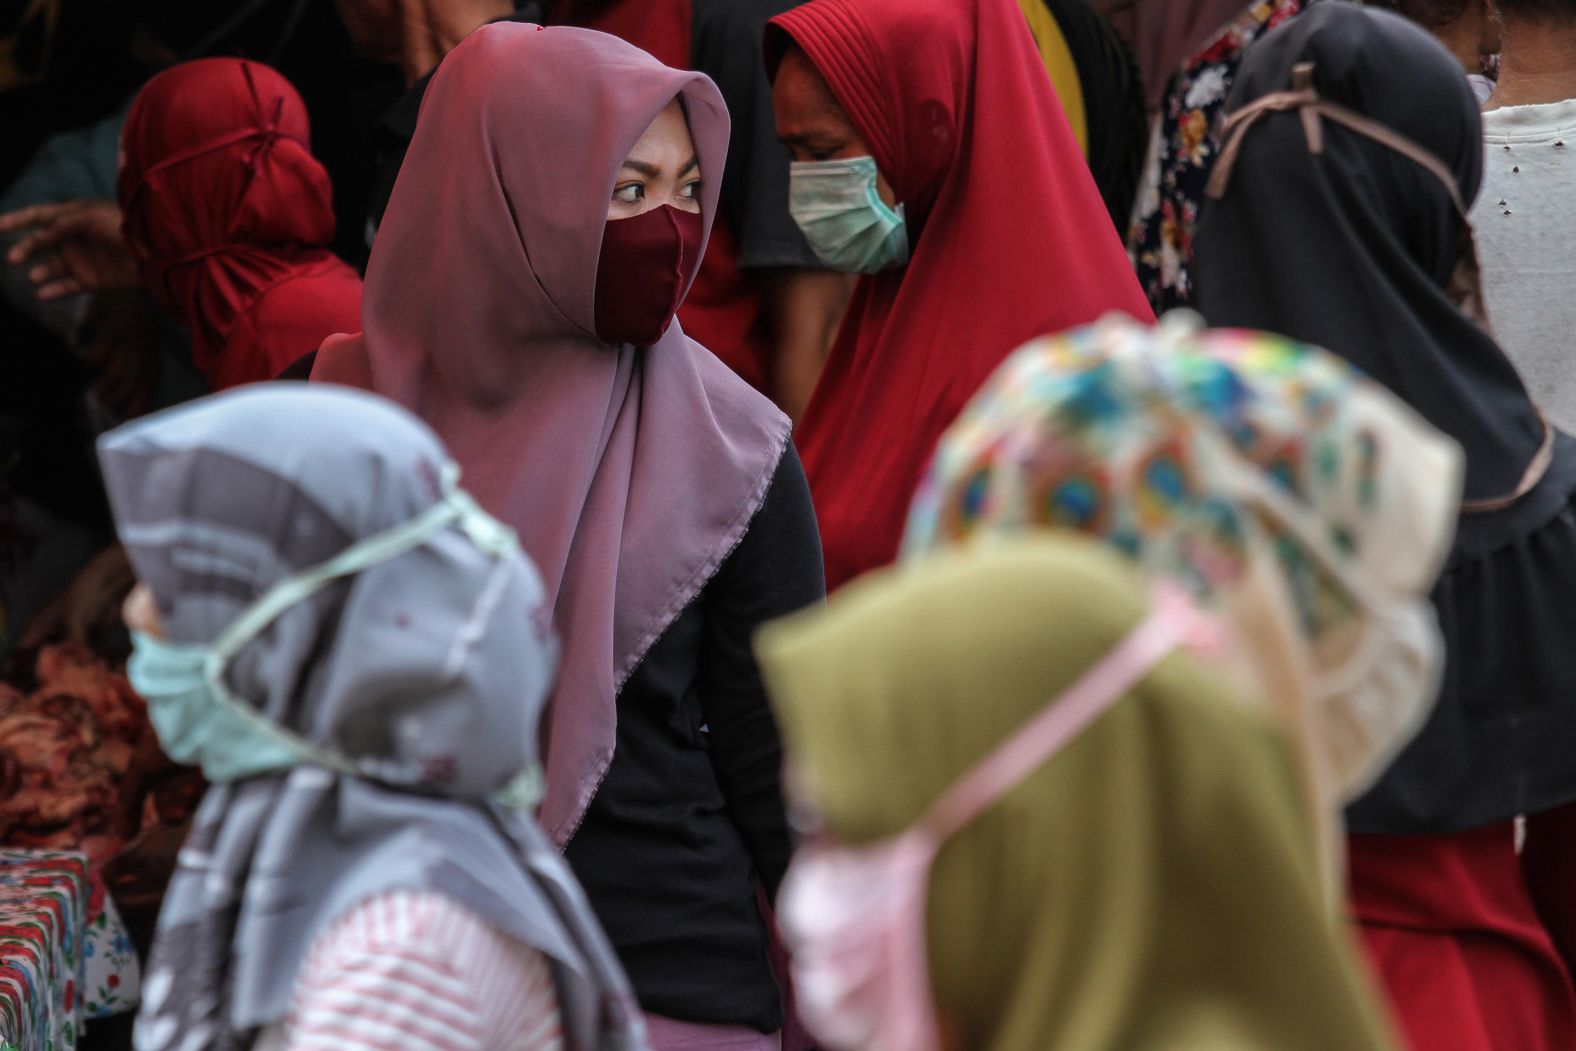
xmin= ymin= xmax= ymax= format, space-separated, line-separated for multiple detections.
xmin=1349 ymin=810 xmax=1576 ymax=1051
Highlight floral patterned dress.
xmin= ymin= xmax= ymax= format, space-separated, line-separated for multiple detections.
xmin=1126 ymin=0 xmax=1313 ymax=314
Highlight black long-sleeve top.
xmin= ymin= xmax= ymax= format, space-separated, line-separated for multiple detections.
xmin=564 ymin=446 xmax=824 ymax=1033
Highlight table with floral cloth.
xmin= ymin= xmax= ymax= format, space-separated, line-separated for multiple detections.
xmin=0 ymin=850 xmax=140 ymax=1051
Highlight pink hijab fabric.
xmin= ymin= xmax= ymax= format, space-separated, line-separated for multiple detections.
xmin=312 ymin=22 xmax=792 ymax=844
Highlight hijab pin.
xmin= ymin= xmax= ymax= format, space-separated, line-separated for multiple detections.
xmin=1513 ymin=166 xmax=1520 ymax=174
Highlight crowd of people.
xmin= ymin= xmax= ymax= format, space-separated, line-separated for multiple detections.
xmin=1 ymin=0 xmax=1575 ymax=1049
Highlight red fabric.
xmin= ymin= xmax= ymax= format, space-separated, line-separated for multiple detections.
xmin=550 ymin=0 xmax=774 ymax=394
xmin=1524 ymin=802 xmax=1576 ymax=982
xmin=549 ymin=0 xmax=690 ymax=67
xmin=118 ymin=58 xmax=362 ymax=391
xmin=678 ymin=218 xmax=771 ymax=394
xmin=594 ymin=205 xmax=704 ymax=347
xmin=1348 ymin=826 xmax=1576 ymax=1051
xmin=765 ymin=0 xmax=1154 ymax=590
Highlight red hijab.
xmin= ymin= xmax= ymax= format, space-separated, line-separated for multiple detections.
xmin=119 ymin=59 xmax=362 ymax=390
xmin=766 ymin=0 xmax=1152 ymax=590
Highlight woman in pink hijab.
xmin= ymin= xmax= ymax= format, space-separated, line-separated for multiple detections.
xmin=312 ymin=21 xmax=824 ymax=1050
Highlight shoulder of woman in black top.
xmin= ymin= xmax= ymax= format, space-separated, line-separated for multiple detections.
xmin=698 ymin=442 xmax=823 ymax=897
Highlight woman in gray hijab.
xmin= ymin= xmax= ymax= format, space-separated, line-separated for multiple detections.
xmin=99 ymin=383 xmax=645 ymax=1051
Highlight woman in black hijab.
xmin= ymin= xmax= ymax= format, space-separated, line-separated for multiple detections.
xmin=1195 ymin=5 xmax=1576 ymax=1049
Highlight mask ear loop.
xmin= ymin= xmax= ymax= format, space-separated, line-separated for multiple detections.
xmin=912 ymin=583 xmax=1224 ymax=847
xmin=202 ymin=467 xmax=520 ymax=783
xmin=800 ymin=584 xmax=1224 ymax=1051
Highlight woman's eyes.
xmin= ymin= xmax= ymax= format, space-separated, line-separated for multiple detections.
xmin=612 ymin=179 xmax=702 ymax=204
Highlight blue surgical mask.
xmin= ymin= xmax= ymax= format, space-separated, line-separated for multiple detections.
xmin=127 ymin=467 xmax=543 ymax=803
xmin=789 ymin=156 xmax=909 ymax=274
xmin=128 ymin=629 xmax=326 ymax=781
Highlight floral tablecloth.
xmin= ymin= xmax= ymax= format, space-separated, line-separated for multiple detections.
xmin=0 ymin=850 xmax=140 ymax=1051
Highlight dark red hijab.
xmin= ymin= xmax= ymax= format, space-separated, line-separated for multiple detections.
xmin=766 ymin=0 xmax=1153 ymax=590
xmin=119 ymin=59 xmax=362 ymax=390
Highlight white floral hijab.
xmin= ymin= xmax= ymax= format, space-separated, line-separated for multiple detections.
xmin=905 ymin=314 xmax=1463 ymax=864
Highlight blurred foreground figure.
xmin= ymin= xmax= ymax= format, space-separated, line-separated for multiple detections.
xmin=906 ymin=315 xmax=1462 ymax=882
xmin=757 ymin=537 xmax=1399 ymax=1051
xmin=104 ymin=385 xmax=643 ymax=1051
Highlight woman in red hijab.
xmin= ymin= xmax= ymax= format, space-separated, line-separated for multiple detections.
xmin=118 ymin=58 xmax=362 ymax=391
xmin=765 ymin=0 xmax=1153 ymax=590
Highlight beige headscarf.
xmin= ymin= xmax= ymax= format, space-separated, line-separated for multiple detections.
xmin=757 ymin=536 xmax=1398 ymax=1051
xmin=904 ymin=315 xmax=1462 ymax=876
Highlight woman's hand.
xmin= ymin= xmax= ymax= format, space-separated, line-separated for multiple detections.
xmin=0 ymin=199 xmax=140 ymax=302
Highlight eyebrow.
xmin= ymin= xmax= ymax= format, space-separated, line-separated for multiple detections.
xmin=620 ymin=155 xmax=701 ymax=179
xmin=777 ymin=132 xmax=842 ymax=150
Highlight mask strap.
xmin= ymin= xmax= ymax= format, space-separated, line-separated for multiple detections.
xmin=211 ymin=489 xmax=467 ymax=667
xmin=1207 ymin=64 xmax=1469 ymax=212
xmin=914 ymin=584 xmax=1224 ymax=845
xmin=201 ymin=468 xmax=519 ymax=776
xmin=1459 ymin=414 xmax=1555 ymax=514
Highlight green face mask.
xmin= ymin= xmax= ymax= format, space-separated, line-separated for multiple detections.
xmin=789 ymin=156 xmax=909 ymax=274
xmin=128 ymin=628 xmax=329 ymax=781
xmin=126 ymin=473 xmax=542 ymax=811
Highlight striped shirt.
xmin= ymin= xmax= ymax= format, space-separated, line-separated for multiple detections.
xmin=253 ymin=890 xmax=565 ymax=1051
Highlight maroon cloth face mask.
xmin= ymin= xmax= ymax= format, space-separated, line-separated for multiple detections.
xmin=593 ymin=204 xmax=704 ymax=347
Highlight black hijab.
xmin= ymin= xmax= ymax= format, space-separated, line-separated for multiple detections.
xmin=1194 ymin=2 xmax=1546 ymax=510
xmin=1044 ymin=0 xmax=1148 ymax=231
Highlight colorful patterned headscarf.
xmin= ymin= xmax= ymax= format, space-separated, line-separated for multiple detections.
xmin=905 ymin=314 xmax=1462 ymax=848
